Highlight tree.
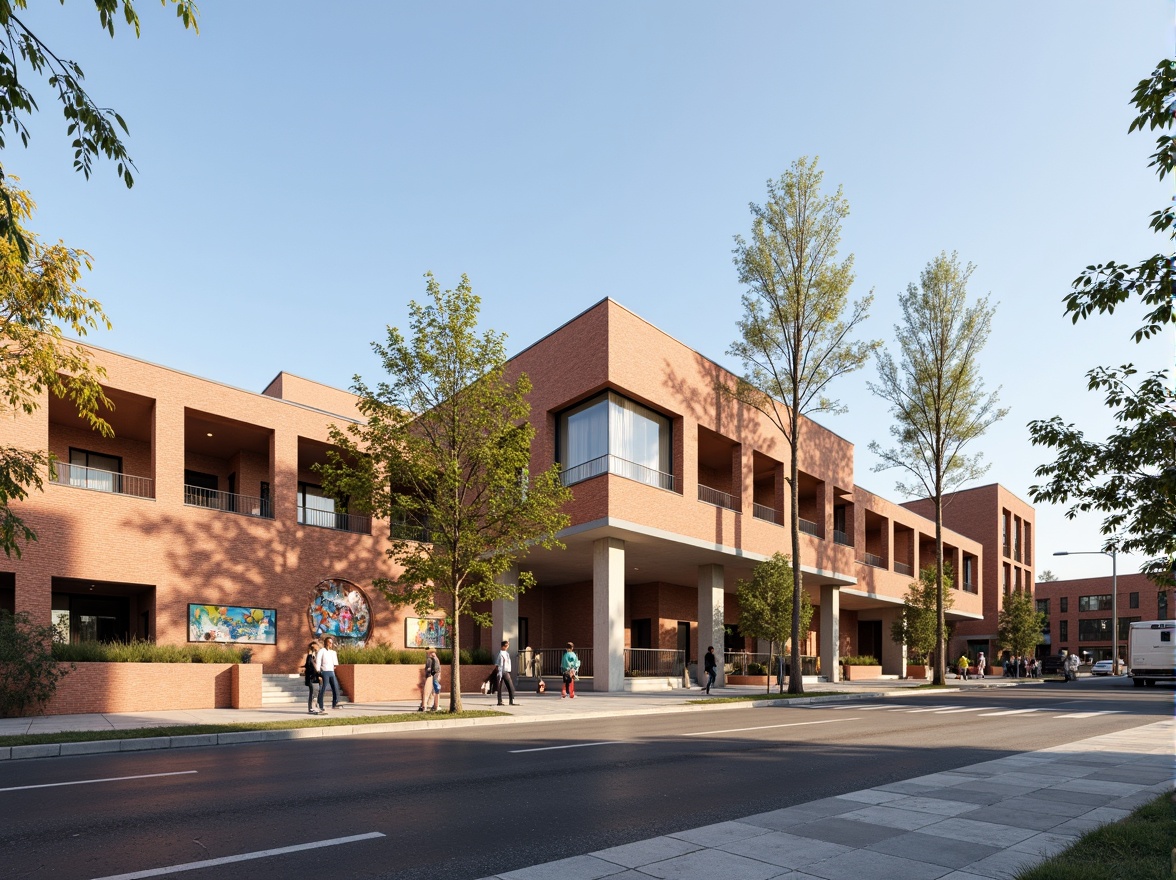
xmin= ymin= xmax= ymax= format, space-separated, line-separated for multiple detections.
xmin=724 ymin=156 xmax=877 ymax=694
xmin=997 ymin=589 xmax=1045 ymax=673
xmin=890 ymin=563 xmax=956 ymax=667
xmin=0 ymin=610 xmax=73 ymax=717
xmin=1036 ymin=570 xmax=1059 ymax=583
xmin=868 ymin=252 xmax=1007 ymax=685
xmin=1029 ymin=59 xmax=1176 ymax=586
xmin=0 ymin=180 xmax=112 ymax=557
xmin=318 ymin=273 xmax=571 ymax=713
xmin=0 ymin=1 xmax=199 ymax=257
xmin=735 ymin=553 xmax=814 ymax=693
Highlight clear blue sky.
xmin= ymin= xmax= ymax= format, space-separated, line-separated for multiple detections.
xmin=12 ymin=1 xmax=1173 ymax=580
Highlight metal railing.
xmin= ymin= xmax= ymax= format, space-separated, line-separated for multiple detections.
xmin=390 ymin=519 xmax=431 ymax=543
xmin=752 ymin=502 xmax=778 ymax=523
xmin=184 ymin=485 xmax=273 ymax=518
xmin=799 ymin=517 xmax=822 ymax=538
xmin=698 ymin=484 xmax=739 ymax=511
xmin=833 ymin=529 xmax=852 ymax=546
xmin=518 ymin=647 xmax=594 ymax=678
xmin=894 ymin=561 xmax=914 ymax=576
xmin=52 ymin=463 xmax=154 ymax=499
xmin=560 ymin=454 xmax=675 ymax=491
xmin=963 ymin=579 xmax=977 ymax=593
xmin=860 ymin=552 xmax=885 ymax=568
xmin=297 ymin=504 xmax=372 ymax=535
xmin=624 ymin=648 xmax=684 ymax=677
xmin=724 ymin=651 xmax=818 ymax=677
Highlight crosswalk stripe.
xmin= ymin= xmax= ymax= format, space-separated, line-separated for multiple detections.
xmin=1054 ymin=711 xmax=1123 ymax=718
xmin=977 ymin=708 xmax=1042 ymax=716
xmin=904 ymin=706 xmax=962 ymax=713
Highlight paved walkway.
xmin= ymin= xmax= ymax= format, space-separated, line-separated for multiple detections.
xmin=476 ymin=718 xmax=1174 ymax=880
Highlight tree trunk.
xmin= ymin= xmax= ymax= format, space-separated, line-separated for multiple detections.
xmin=933 ymin=492 xmax=946 ymax=686
xmin=449 ymin=590 xmax=462 ymax=713
xmin=788 ymin=415 xmax=804 ymax=694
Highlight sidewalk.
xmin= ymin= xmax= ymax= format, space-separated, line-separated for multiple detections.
xmin=476 ymin=718 xmax=1174 ymax=880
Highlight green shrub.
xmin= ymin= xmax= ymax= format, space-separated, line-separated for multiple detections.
xmin=746 ymin=662 xmax=767 ymax=675
xmin=0 ymin=610 xmax=74 ymax=717
xmin=841 ymin=655 xmax=880 ymax=666
xmin=336 ymin=643 xmax=494 ymax=665
xmin=51 ymin=638 xmax=245 ymax=663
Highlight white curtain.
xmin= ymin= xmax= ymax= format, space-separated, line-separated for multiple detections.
xmin=608 ymin=393 xmax=669 ymax=472
xmin=563 ymin=398 xmax=608 ymax=468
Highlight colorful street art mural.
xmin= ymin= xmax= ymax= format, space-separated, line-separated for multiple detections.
xmin=188 ymin=604 xmax=277 ymax=644
xmin=407 ymin=616 xmax=451 ymax=649
xmin=308 ymin=578 xmax=371 ymax=645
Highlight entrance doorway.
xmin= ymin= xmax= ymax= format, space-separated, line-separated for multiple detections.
xmin=858 ymin=620 xmax=883 ymax=660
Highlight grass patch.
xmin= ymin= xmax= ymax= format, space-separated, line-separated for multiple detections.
xmin=0 ymin=709 xmax=507 ymax=748
xmin=688 ymin=691 xmax=854 ymax=704
xmin=1015 ymin=791 xmax=1175 ymax=880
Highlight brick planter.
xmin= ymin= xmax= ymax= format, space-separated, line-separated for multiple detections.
xmin=335 ymin=664 xmax=497 ymax=703
xmin=841 ymin=664 xmax=883 ymax=680
xmin=37 ymin=662 xmax=262 ymax=716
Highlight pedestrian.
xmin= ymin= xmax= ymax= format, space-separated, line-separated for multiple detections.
xmin=316 ymin=635 xmax=341 ymax=711
xmin=703 ymin=645 xmax=717 ymax=694
xmin=1064 ymin=649 xmax=1080 ymax=683
xmin=976 ymin=651 xmax=986 ymax=679
xmin=496 ymin=639 xmax=517 ymax=706
xmin=957 ymin=654 xmax=970 ymax=681
xmin=419 ymin=646 xmax=440 ymax=712
xmin=304 ymin=639 xmax=323 ymax=715
xmin=560 ymin=641 xmax=581 ymax=699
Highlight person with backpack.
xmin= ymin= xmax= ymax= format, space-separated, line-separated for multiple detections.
xmin=419 ymin=646 xmax=440 ymax=712
xmin=560 ymin=641 xmax=581 ymax=699
xmin=304 ymin=640 xmax=323 ymax=715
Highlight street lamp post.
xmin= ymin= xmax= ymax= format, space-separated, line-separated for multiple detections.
xmin=1054 ymin=548 xmax=1119 ymax=674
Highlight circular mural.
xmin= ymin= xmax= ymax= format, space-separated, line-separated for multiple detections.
xmin=307 ymin=578 xmax=372 ymax=646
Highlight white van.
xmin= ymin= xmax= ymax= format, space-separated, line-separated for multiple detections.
xmin=1127 ymin=620 xmax=1175 ymax=688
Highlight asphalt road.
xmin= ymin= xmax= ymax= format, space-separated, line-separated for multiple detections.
xmin=2 ymin=678 xmax=1167 ymax=880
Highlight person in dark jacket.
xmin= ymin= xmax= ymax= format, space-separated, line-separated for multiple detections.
xmin=304 ymin=640 xmax=323 ymax=715
xmin=419 ymin=646 xmax=440 ymax=712
xmin=703 ymin=646 xmax=717 ymax=694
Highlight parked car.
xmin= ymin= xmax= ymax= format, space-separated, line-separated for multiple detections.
xmin=1091 ymin=659 xmax=1128 ymax=676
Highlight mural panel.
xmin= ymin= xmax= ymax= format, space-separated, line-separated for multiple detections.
xmin=406 ymin=616 xmax=451 ymax=649
xmin=308 ymin=579 xmax=372 ymax=645
xmin=188 ymin=604 xmax=277 ymax=644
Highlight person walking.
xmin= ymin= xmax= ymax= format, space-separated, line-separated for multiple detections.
xmin=957 ymin=653 xmax=970 ymax=681
xmin=702 ymin=646 xmax=717 ymax=694
xmin=496 ymin=639 xmax=517 ymax=706
xmin=419 ymin=646 xmax=440 ymax=712
xmin=1065 ymin=649 xmax=1080 ymax=683
xmin=560 ymin=641 xmax=581 ymax=699
xmin=976 ymin=652 xmax=986 ymax=680
xmin=304 ymin=640 xmax=323 ymax=715
xmin=316 ymin=636 xmax=341 ymax=711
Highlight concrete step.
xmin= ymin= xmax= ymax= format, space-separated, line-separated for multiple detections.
xmin=262 ymin=674 xmax=349 ymax=706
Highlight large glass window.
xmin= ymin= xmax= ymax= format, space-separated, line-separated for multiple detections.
xmin=69 ymin=448 xmax=122 ymax=493
xmin=558 ymin=392 xmax=672 ymax=489
xmin=1078 ymin=618 xmax=1110 ymax=641
xmin=298 ymin=482 xmax=338 ymax=527
xmin=1079 ymin=594 xmax=1113 ymax=612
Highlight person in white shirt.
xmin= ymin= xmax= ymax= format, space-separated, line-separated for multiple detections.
xmin=316 ymin=636 xmax=341 ymax=711
xmin=496 ymin=639 xmax=516 ymax=706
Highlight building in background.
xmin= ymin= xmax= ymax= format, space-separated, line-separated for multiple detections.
xmin=1034 ymin=573 xmax=1168 ymax=663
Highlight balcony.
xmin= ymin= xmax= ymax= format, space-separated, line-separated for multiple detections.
xmin=52 ymin=463 xmax=154 ymax=500
xmin=894 ymin=561 xmax=914 ymax=576
xmin=799 ymin=518 xmax=822 ymax=538
xmin=698 ymin=484 xmax=739 ymax=512
xmin=833 ymin=529 xmax=852 ymax=547
xmin=297 ymin=505 xmax=372 ymax=535
xmin=860 ymin=552 xmax=885 ymax=568
xmin=752 ymin=502 xmax=778 ymax=524
xmin=184 ymin=485 xmax=273 ymax=518
xmin=560 ymin=454 xmax=675 ymax=492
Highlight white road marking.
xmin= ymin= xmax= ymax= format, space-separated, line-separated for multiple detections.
xmin=510 ymin=741 xmax=628 ymax=754
xmin=88 ymin=832 xmax=386 ymax=880
xmin=682 ymin=718 xmax=859 ymax=736
xmin=977 ymin=708 xmax=1043 ymax=717
xmin=903 ymin=706 xmax=963 ymax=713
xmin=1055 ymin=711 xmax=1123 ymax=719
xmin=0 ymin=770 xmax=197 ymax=794
xmin=933 ymin=707 xmax=987 ymax=714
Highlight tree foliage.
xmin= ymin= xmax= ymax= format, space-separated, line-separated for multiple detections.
xmin=0 ymin=609 xmax=73 ymax=717
xmin=318 ymin=273 xmax=571 ymax=713
xmin=0 ymin=179 xmax=112 ymax=557
xmin=890 ymin=563 xmax=956 ymax=665
xmin=1028 ymin=59 xmax=1176 ymax=585
xmin=735 ymin=553 xmax=813 ymax=693
xmin=0 ymin=0 xmax=199 ymax=257
xmin=724 ymin=156 xmax=877 ymax=693
xmin=869 ymin=252 xmax=1006 ymax=683
xmin=997 ymin=589 xmax=1045 ymax=663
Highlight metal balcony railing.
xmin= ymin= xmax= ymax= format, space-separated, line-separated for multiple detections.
xmin=560 ymin=454 xmax=674 ymax=491
xmin=799 ymin=517 xmax=822 ymax=538
xmin=894 ymin=561 xmax=914 ymax=576
xmin=833 ymin=529 xmax=852 ymax=546
xmin=52 ymin=463 xmax=154 ymax=499
xmin=724 ymin=652 xmax=818 ymax=677
xmin=752 ymin=502 xmax=778 ymax=524
xmin=963 ymin=579 xmax=977 ymax=593
xmin=698 ymin=484 xmax=739 ymax=511
xmin=624 ymin=648 xmax=684 ymax=677
xmin=297 ymin=504 xmax=372 ymax=535
xmin=860 ymin=552 xmax=885 ymax=568
xmin=184 ymin=485 xmax=273 ymax=518
xmin=518 ymin=647 xmax=594 ymax=678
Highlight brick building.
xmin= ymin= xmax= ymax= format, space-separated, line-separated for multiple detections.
xmin=1034 ymin=573 xmax=1169 ymax=664
xmin=2 ymin=298 xmax=1032 ymax=688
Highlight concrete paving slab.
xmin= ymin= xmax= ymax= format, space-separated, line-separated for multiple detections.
xmin=668 ymin=820 xmax=771 ymax=848
xmin=786 ymin=816 xmax=907 ymax=847
xmin=636 ymin=846 xmax=790 ymax=879
xmin=718 ymin=830 xmax=850 ymax=869
xmin=497 ymin=854 xmax=627 ymax=880
xmin=801 ymin=847 xmax=952 ymax=880
xmin=836 ymin=804 xmax=944 ymax=831
xmin=867 ymin=831 xmax=1001 ymax=869
xmin=914 ymin=818 xmax=1037 ymax=848
xmin=592 ymin=835 xmax=702 ymax=869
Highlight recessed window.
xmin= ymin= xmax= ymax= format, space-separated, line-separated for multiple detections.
xmin=68 ymin=448 xmax=123 ymax=492
xmin=557 ymin=392 xmax=672 ymax=490
xmin=1129 ymin=592 xmax=1139 ymax=609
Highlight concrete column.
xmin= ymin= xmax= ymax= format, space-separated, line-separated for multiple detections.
xmin=492 ymin=566 xmax=520 ymax=662
xmin=820 ymin=583 xmax=841 ymax=683
xmin=698 ymin=564 xmax=725 ymax=688
xmin=593 ymin=538 xmax=625 ymax=692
